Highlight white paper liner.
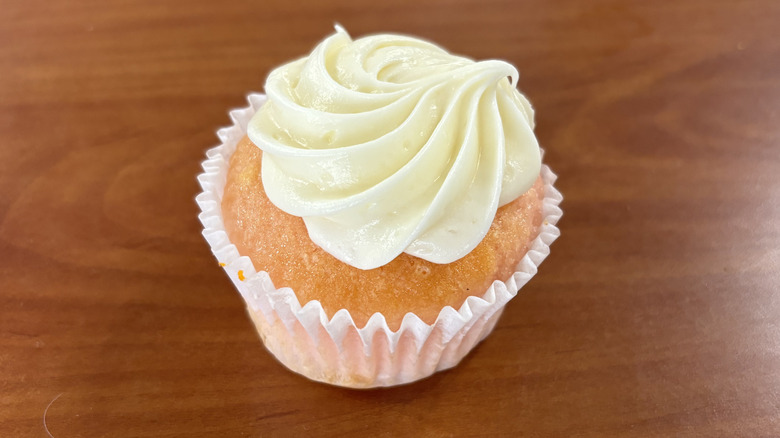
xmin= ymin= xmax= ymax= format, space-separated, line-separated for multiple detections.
xmin=196 ymin=93 xmax=563 ymax=388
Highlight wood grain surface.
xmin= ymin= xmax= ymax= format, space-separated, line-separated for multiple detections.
xmin=2 ymin=0 xmax=780 ymax=436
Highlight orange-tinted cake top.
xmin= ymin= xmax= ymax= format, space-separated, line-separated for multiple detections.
xmin=223 ymin=136 xmax=543 ymax=330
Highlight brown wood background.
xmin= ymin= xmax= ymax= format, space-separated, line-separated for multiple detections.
xmin=2 ymin=0 xmax=779 ymax=436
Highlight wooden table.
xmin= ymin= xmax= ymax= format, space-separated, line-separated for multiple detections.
xmin=2 ymin=1 xmax=779 ymax=436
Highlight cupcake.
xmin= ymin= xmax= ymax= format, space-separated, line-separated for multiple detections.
xmin=197 ymin=26 xmax=562 ymax=388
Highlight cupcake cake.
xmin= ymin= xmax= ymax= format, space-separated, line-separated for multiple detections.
xmin=197 ymin=26 xmax=562 ymax=387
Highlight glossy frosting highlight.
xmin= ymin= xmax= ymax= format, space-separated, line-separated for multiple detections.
xmin=247 ymin=27 xmax=540 ymax=270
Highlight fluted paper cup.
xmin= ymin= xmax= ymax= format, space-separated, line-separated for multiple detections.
xmin=196 ymin=93 xmax=562 ymax=388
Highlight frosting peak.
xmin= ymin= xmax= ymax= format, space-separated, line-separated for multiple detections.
xmin=247 ymin=27 xmax=541 ymax=270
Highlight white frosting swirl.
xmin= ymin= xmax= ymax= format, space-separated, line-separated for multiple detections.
xmin=247 ymin=27 xmax=541 ymax=270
